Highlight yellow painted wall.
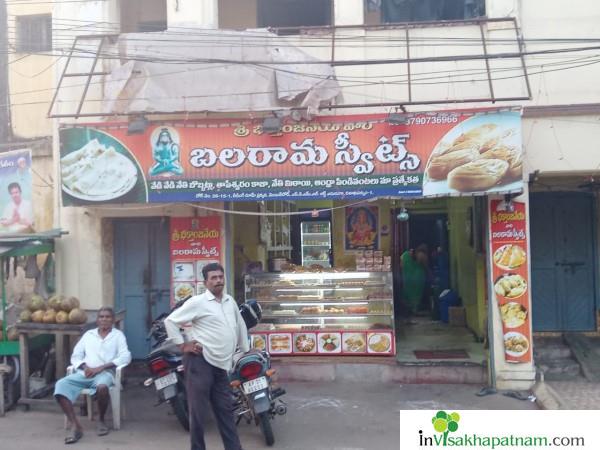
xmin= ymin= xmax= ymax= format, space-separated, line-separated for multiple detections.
xmin=231 ymin=202 xmax=264 ymax=300
xmin=7 ymin=4 xmax=54 ymax=139
xmin=447 ymin=197 xmax=486 ymax=338
xmin=219 ymin=0 xmax=258 ymax=29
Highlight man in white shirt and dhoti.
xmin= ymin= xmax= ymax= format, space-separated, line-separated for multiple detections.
xmin=54 ymin=307 xmax=131 ymax=444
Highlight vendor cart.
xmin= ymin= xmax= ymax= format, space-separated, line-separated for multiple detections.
xmin=0 ymin=229 xmax=64 ymax=410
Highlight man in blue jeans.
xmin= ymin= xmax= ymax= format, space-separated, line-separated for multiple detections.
xmin=165 ymin=262 xmax=249 ymax=450
xmin=54 ymin=307 xmax=131 ymax=444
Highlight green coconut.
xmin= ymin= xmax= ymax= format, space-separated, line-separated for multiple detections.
xmin=68 ymin=308 xmax=87 ymax=325
xmin=28 ymin=295 xmax=46 ymax=312
xmin=48 ymin=294 xmax=64 ymax=311
xmin=55 ymin=310 xmax=69 ymax=324
xmin=60 ymin=297 xmax=76 ymax=313
xmin=68 ymin=296 xmax=80 ymax=310
xmin=19 ymin=309 xmax=32 ymax=322
xmin=42 ymin=309 xmax=56 ymax=324
xmin=31 ymin=310 xmax=45 ymax=323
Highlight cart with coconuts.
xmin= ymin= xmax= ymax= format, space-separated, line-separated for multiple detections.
xmin=0 ymin=230 xmax=65 ymax=412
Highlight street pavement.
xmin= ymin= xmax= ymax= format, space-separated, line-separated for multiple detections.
xmin=544 ymin=381 xmax=600 ymax=409
xmin=0 ymin=381 xmax=537 ymax=450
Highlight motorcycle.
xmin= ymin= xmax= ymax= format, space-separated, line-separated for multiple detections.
xmin=229 ymin=300 xmax=287 ymax=446
xmin=143 ymin=312 xmax=190 ymax=431
xmin=143 ymin=298 xmax=287 ymax=444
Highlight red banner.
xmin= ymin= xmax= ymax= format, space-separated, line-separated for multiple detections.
xmin=59 ymin=110 xmax=522 ymax=204
xmin=489 ymin=199 xmax=532 ymax=363
xmin=169 ymin=216 xmax=222 ymax=306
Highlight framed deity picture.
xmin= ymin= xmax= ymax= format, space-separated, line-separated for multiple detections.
xmin=345 ymin=205 xmax=379 ymax=251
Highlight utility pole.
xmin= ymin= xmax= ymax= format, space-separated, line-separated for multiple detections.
xmin=0 ymin=0 xmax=10 ymax=143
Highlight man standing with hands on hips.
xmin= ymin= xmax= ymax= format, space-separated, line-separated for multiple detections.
xmin=165 ymin=262 xmax=249 ymax=450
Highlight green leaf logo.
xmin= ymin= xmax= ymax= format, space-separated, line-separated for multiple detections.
xmin=431 ymin=411 xmax=460 ymax=445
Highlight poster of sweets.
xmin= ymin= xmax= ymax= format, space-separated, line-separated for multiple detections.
xmin=169 ymin=216 xmax=222 ymax=307
xmin=250 ymin=331 xmax=395 ymax=356
xmin=488 ymin=199 xmax=532 ymax=363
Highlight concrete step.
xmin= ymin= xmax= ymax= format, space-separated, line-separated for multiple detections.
xmin=538 ymin=359 xmax=582 ymax=381
xmin=271 ymin=357 xmax=487 ymax=384
xmin=534 ymin=346 xmax=573 ymax=360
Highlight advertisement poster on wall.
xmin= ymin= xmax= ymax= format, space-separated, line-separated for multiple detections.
xmin=488 ymin=198 xmax=532 ymax=363
xmin=169 ymin=216 xmax=222 ymax=307
xmin=59 ymin=110 xmax=522 ymax=205
xmin=0 ymin=149 xmax=34 ymax=234
xmin=345 ymin=205 xmax=379 ymax=251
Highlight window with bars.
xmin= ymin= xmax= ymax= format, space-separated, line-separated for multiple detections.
xmin=261 ymin=201 xmax=295 ymax=257
xmin=365 ymin=0 xmax=485 ymax=24
xmin=16 ymin=14 xmax=52 ymax=53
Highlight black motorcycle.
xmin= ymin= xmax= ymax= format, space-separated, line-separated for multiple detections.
xmin=143 ymin=312 xmax=189 ymax=431
xmin=230 ymin=300 xmax=287 ymax=446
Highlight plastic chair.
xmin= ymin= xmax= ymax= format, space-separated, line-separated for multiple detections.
xmin=63 ymin=364 xmax=127 ymax=430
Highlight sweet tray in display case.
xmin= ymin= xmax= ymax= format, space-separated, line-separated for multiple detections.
xmin=244 ymin=271 xmax=395 ymax=356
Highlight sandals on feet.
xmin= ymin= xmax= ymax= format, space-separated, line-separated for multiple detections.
xmin=65 ymin=429 xmax=83 ymax=445
xmin=97 ymin=422 xmax=110 ymax=436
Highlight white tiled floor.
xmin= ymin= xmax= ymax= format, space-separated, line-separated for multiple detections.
xmin=395 ymin=316 xmax=486 ymax=364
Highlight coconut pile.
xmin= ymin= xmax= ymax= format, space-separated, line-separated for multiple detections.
xmin=19 ymin=294 xmax=87 ymax=325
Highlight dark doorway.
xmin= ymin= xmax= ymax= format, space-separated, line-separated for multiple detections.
xmin=392 ymin=211 xmax=450 ymax=318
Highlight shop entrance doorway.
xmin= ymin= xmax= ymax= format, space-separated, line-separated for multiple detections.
xmin=392 ymin=212 xmax=449 ymax=318
xmin=114 ymin=218 xmax=171 ymax=359
xmin=530 ymin=192 xmax=597 ymax=331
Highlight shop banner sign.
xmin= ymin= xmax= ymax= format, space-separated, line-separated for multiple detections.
xmin=0 ymin=148 xmax=34 ymax=233
xmin=170 ymin=216 xmax=222 ymax=307
xmin=59 ymin=110 xmax=522 ymax=205
xmin=488 ymin=199 xmax=532 ymax=364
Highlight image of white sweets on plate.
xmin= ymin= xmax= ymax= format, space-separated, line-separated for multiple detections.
xmin=61 ymin=139 xmax=138 ymax=201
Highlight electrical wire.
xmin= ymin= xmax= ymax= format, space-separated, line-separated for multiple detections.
xmin=4 ymin=54 xmax=600 ymax=111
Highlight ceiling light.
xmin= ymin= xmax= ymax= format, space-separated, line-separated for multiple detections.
xmin=386 ymin=113 xmax=409 ymax=125
xmin=127 ymin=115 xmax=150 ymax=135
xmin=262 ymin=117 xmax=282 ymax=134
xmin=396 ymin=207 xmax=410 ymax=222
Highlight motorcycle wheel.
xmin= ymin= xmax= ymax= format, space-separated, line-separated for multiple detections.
xmin=258 ymin=411 xmax=275 ymax=446
xmin=171 ymin=391 xmax=190 ymax=431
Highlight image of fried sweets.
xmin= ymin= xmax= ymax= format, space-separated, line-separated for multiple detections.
xmin=426 ymin=148 xmax=480 ymax=180
xmin=447 ymin=159 xmax=509 ymax=192
xmin=504 ymin=333 xmax=529 ymax=355
xmin=252 ymin=335 xmax=266 ymax=350
xmin=494 ymin=274 xmax=527 ymax=298
xmin=452 ymin=123 xmax=498 ymax=146
xmin=480 ymin=145 xmax=523 ymax=182
xmin=494 ymin=244 xmax=526 ymax=270
xmin=500 ymin=302 xmax=527 ymax=328
xmin=175 ymin=283 xmax=194 ymax=300
xmin=343 ymin=334 xmax=366 ymax=352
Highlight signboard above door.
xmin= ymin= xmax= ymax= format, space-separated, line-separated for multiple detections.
xmin=59 ymin=110 xmax=522 ymax=205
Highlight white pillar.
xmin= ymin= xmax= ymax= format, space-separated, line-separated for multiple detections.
xmin=166 ymin=0 xmax=219 ymax=29
xmin=334 ymin=0 xmax=364 ymax=26
xmin=489 ymin=185 xmax=536 ymax=390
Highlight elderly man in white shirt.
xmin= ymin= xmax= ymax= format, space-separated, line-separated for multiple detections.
xmin=165 ymin=262 xmax=249 ymax=450
xmin=54 ymin=307 xmax=131 ymax=444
